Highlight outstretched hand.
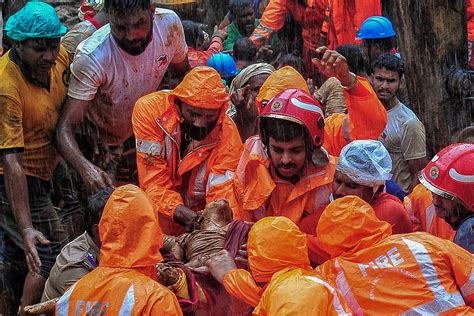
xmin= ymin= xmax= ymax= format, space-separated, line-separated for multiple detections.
xmin=312 ymin=46 xmax=355 ymax=87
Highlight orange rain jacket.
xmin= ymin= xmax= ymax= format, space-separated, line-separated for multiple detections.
xmin=56 ymin=185 xmax=182 ymax=316
xmin=230 ymin=66 xmax=386 ymax=224
xmin=223 ymin=216 xmax=352 ymax=315
xmin=404 ymin=184 xmax=455 ymax=240
xmin=132 ymin=67 xmax=243 ymax=235
xmin=249 ymin=0 xmax=381 ymax=68
xmin=328 ymin=0 xmax=381 ymax=49
xmin=256 ymin=66 xmax=387 ymax=157
xmin=316 ymin=196 xmax=474 ymax=315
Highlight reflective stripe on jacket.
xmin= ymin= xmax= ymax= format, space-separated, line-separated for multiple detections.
xmin=405 ymin=184 xmax=455 ymax=240
xmin=132 ymin=68 xmax=243 ymax=235
xmin=223 ymin=217 xmax=352 ymax=315
xmin=230 ymin=135 xmax=335 ymax=223
xmin=316 ymin=196 xmax=474 ymax=315
xmin=56 ymin=185 xmax=182 ymax=315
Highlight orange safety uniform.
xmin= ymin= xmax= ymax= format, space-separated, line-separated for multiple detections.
xmin=328 ymin=0 xmax=381 ymax=49
xmin=223 ymin=216 xmax=352 ymax=315
xmin=300 ymin=192 xmax=412 ymax=264
xmin=132 ymin=67 xmax=243 ymax=235
xmin=231 ymin=66 xmax=386 ymax=222
xmin=404 ymin=184 xmax=455 ymax=240
xmin=56 ymin=185 xmax=182 ymax=315
xmin=249 ymin=0 xmax=381 ymax=71
xmin=188 ymin=37 xmax=223 ymax=68
xmin=316 ymin=196 xmax=474 ymax=315
xmin=255 ymin=66 xmax=387 ymax=157
xmin=230 ymin=67 xmax=386 ymax=264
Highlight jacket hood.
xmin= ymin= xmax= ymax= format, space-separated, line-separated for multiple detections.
xmin=248 ymin=217 xmax=311 ymax=283
xmin=317 ymin=196 xmax=392 ymax=258
xmin=99 ymin=184 xmax=163 ymax=268
xmin=170 ymin=66 xmax=229 ymax=110
xmin=256 ymin=66 xmax=309 ymax=112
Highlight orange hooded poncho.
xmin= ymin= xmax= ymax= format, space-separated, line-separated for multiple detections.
xmin=56 ymin=185 xmax=182 ymax=315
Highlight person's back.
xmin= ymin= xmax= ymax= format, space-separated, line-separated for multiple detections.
xmin=56 ymin=185 xmax=182 ymax=315
xmin=316 ymin=196 xmax=474 ymax=315
xmin=207 ymin=216 xmax=352 ymax=315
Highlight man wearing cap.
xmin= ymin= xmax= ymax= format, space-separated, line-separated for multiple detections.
xmin=300 ymin=140 xmax=412 ymax=235
xmin=357 ymin=16 xmax=398 ymax=65
xmin=132 ymin=66 xmax=243 ymax=236
xmin=0 ymin=2 xmax=69 ymax=313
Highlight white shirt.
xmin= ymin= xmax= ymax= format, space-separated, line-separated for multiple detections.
xmin=68 ymin=9 xmax=188 ymax=145
xmin=380 ymin=101 xmax=426 ymax=193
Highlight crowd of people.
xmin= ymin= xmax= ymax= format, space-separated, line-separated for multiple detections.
xmin=0 ymin=0 xmax=473 ymax=315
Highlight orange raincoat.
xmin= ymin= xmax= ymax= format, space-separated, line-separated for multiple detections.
xmin=132 ymin=67 xmax=243 ymax=235
xmin=56 ymin=185 xmax=182 ymax=315
xmin=249 ymin=0 xmax=381 ymax=71
xmin=223 ymin=217 xmax=352 ymax=315
xmin=404 ymin=184 xmax=455 ymax=240
xmin=256 ymin=66 xmax=387 ymax=157
xmin=316 ymin=196 xmax=474 ymax=315
xmin=328 ymin=0 xmax=381 ymax=49
xmin=230 ymin=66 xmax=386 ymax=246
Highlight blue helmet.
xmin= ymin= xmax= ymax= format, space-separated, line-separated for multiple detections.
xmin=357 ymin=16 xmax=396 ymax=39
xmin=207 ymin=52 xmax=239 ymax=78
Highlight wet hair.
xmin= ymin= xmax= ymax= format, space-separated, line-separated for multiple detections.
xmin=233 ymin=38 xmax=257 ymax=62
xmin=260 ymin=117 xmax=313 ymax=160
xmin=363 ymin=36 xmax=396 ymax=54
xmin=452 ymin=126 xmax=474 ymax=144
xmin=182 ymin=20 xmax=201 ymax=48
xmin=104 ymin=0 xmax=152 ymax=14
xmin=371 ymin=53 xmax=405 ymax=79
xmin=336 ymin=44 xmax=367 ymax=75
xmin=229 ymin=0 xmax=253 ymax=15
xmin=276 ymin=53 xmax=305 ymax=75
xmin=84 ymin=187 xmax=114 ymax=235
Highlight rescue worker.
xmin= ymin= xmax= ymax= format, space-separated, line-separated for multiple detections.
xmin=357 ymin=15 xmax=397 ymax=64
xmin=41 ymin=187 xmax=113 ymax=302
xmin=419 ymin=143 xmax=474 ymax=252
xmin=255 ymin=47 xmax=387 ymax=157
xmin=404 ymin=184 xmax=455 ymax=240
xmin=132 ymin=67 xmax=243 ymax=236
xmin=300 ymin=140 xmax=412 ymax=235
xmin=231 ymin=48 xmax=384 ymax=220
xmin=404 ymin=128 xmax=474 ymax=242
xmin=316 ymin=196 xmax=474 ymax=315
xmin=182 ymin=20 xmax=227 ymax=68
xmin=55 ymin=185 xmax=183 ymax=315
xmin=0 ymin=3 xmax=69 ymax=313
xmin=206 ymin=217 xmax=352 ymax=314
xmin=249 ymin=0 xmax=381 ymax=74
xmin=57 ymin=0 xmax=190 ymax=194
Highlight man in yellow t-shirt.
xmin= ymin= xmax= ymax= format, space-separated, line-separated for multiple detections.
xmin=0 ymin=3 xmax=69 ymax=314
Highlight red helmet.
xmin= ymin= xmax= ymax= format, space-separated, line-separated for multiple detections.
xmin=419 ymin=143 xmax=474 ymax=211
xmin=259 ymin=89 xmax=325 ymax=148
